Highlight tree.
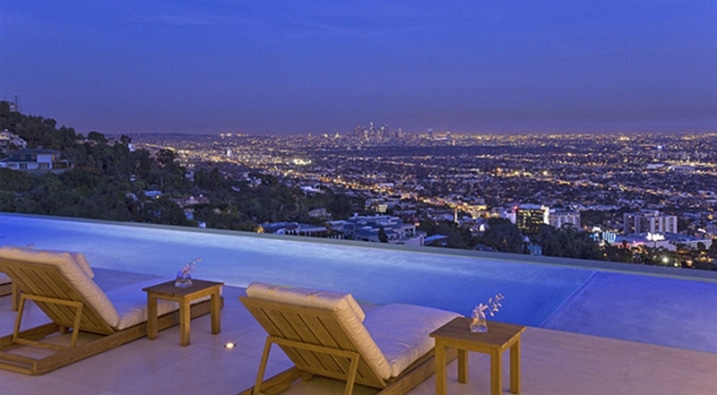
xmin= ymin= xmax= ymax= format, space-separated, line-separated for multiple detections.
xmin=155 ymin=148 xmax=177 ymax=169
xmin=131 ymin=149 xmax=153 ymax=179
xmin=327 ymin=194 xmax=360 ymax=219
xmin=87 ymin=131 xmax=108 ymax=144
xmin=481 ymin=218 xmax=525 ymax=253
xmin=603 ymin=244 xmax=634 ymax=263
xmin=195 ymin=168 xmax=225 ymax=191
xmin=0 ymin=168 xmax=35 ymax=192
xmin=155 ymin=148 xmax=186 ymax=178
xmin=137 ymin=196 xmax=191 ymax=226
xmin=378 ymin=226 xmax=388 ymax=243
xmin=534 ymin=224 xmax=604 ymax=260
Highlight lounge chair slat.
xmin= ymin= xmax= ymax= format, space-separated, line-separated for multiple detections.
xmin=299 ymin=313 xmax=355 ymax=376
xmin=246 ymin=305 xmax=316 ymax=370
xmin=283 ymin=311 xmax=340 ymax=373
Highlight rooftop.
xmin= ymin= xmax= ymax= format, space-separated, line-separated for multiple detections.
xmin=1 ymin=213 xmax=717 ymax=394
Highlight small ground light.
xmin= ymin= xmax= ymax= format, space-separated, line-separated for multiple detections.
xmin=224 ymin=342 xmax=235 ymax=349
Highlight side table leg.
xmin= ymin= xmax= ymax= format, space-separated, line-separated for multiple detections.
xmin=211 ymin=291 xmax=221 ymax=334
xmin=458 ymin=349 xmax=469 ymax=383
xmin=147 ymin=294 xmax=158 ymax=340
xmin=490 ymin=349 xmax=502 ymax=395
xmin=180 ymin=299 xmax=191 ymax=346
xmin=510 ymin=339 xmax=521 ymax=393
xmin=435 ymin=342 xmax=447 ymax=395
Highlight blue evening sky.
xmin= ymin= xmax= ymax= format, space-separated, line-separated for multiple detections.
xmin=1 ymin=1 xmax=715 ymax=135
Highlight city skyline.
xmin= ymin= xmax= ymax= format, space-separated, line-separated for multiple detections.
xmin=1 ymin=1 xmax=716 ymax=136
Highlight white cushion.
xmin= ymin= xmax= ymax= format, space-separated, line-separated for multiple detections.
xmin=246 ymin=282 xmax=392 ymax=379
xmin=363 ymin=304 xmax=460 ymax=378
xmin=107 ymin=278 xmax=183 ymax=330
xmin=246 ymin=281 xmax=366 ymax=322
xmin=70 ymin=252 xmax=95 ymax=279
xmin=3 ymin=246 xmax=94 ymax=279
xmin=0 ymin=272 xmax=10 ymax=285
xmin=108 ymin=278 xmax=212 ymax=330
xmin=0 ymin=246 xmax=121 ymax=327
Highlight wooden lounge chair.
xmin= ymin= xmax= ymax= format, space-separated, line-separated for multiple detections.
xmin=0 ymin=246 xmax=216 ymax=375
xmin=239 ymin=282 xmax=460 ymax=395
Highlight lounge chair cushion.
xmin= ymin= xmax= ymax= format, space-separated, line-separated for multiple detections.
xmin=0 ymin=246 xmax=122 ymax=327
xmin=246 ymin=281 xmax=366 ymax=322
xmin=107 ymin=278 xmax=189 ymax=330
xmin=0 ymin=272 xmax=10 ymax=285
xmin=364 ymin=303 xmax=460 ymax=377
xmin=1 ymin=246 xmax=94 ymax=279
xmin=70 ymin=252 xmax=95 ymax=279
xmin=246 ymin=282 xmax=392 ymax=378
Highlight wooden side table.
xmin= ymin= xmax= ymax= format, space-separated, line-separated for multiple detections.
xmin=143 ymin=279 xmax=224 ymax=346
xmin=430 ymin=316 xmax=526 ymax=395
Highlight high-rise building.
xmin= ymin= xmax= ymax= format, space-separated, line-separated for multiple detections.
xmin=516 ymin=204 xmax=549 ymax=234
xmin=549 ymin=209 xmax=581 ymax=230
xmin=623 ymin=210 xmax=677 ymax=234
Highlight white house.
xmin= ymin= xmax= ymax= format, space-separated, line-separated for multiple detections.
xmin=0 ymin=147 xmax=70 ymax=171
xmin=0 ymin=130 xmax=27 ymax=154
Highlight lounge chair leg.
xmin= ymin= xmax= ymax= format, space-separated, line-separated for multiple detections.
xmin=11 ymin=295 xmax=28 ymax=343
xmin=11 ymin=294 xmax=85 ymax=350
xmin=342 ymin=354 xmax=359 ymax=395
xmin=253 ymin=337 xmax=274 ymax=394
xmin=256 ymin=336 xmax=362 ymax=395
xmin=70 ymin=304 xmax=83 ymax=348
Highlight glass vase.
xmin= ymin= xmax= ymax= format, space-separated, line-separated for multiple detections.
xmin=175 ymin=271 xmax=193 ymax=288
xmin=470 ymin=309 xmax=488 ymax=333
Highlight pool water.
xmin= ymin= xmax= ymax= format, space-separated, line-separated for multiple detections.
xmin=3 ymin=213 xmax=717 ymax=353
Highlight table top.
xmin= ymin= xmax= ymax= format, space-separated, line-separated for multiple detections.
xmin=430 ymin=316 xmax=526 ymax=347
xmin=142 ymin=279 xmax=224 ymax=297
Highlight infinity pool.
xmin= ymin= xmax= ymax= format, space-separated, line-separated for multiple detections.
xmin=3 ymin=213 xmax=717 ymax=353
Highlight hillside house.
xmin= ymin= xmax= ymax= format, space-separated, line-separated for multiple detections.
xmin=0 ymin=147 xmax=70 ymax=172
